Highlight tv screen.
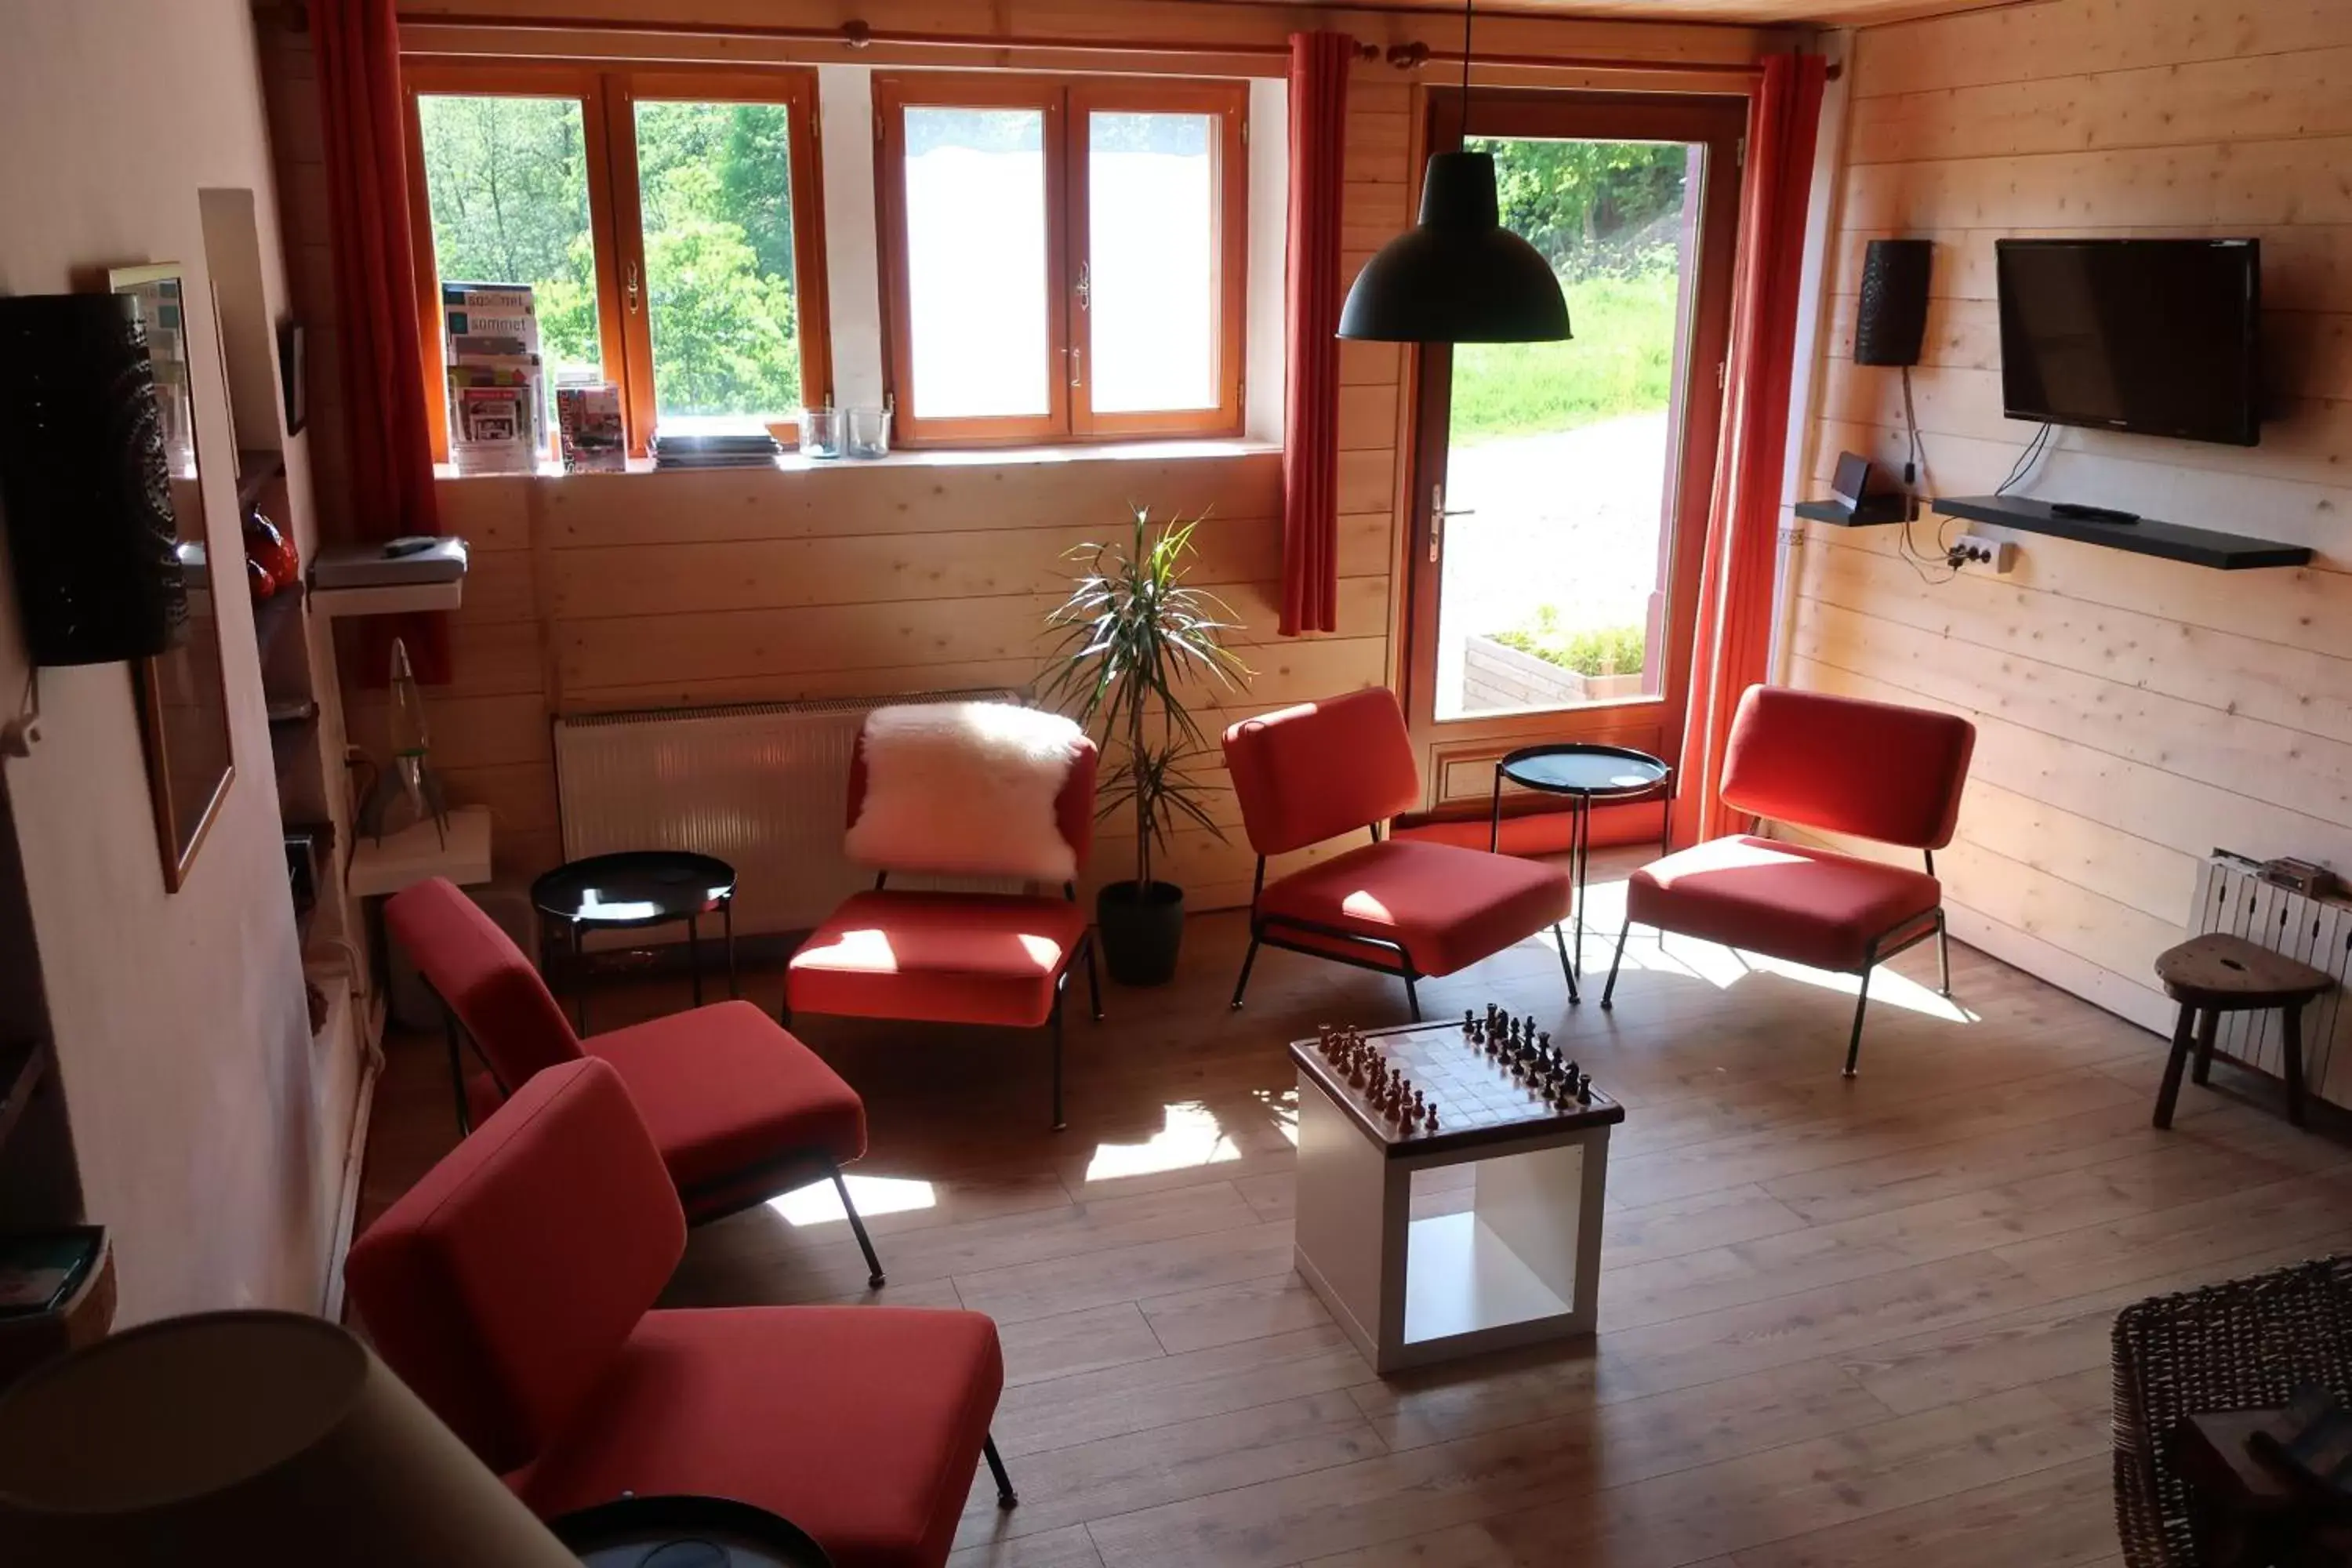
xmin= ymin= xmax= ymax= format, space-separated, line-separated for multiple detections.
xmin=1996 ymin=238 xmax=2261 ymax=447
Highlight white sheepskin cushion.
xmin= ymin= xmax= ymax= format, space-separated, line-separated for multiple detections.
xmin=844 ymin=701 xmax=1086 ymax=881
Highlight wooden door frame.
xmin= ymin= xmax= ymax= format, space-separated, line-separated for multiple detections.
xmin=1394 ymin=88 xmax=1748 ymax=824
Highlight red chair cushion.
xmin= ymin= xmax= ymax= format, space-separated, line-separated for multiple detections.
xmin=1721 ymin=685 xmax=1975 ymax=850
xmin=1258 ymin=840 xmax=1570 ymax=978
xmin=386 ymin=877 xmax=582 ymax=1088
xmin=347 ymin=1059 xmax=685 ymax=1475
xmin=586 ymin=1000 xmax=866 ymax=1214
xmin=1223 ymin=688 xmax=1422 ymax=856
xmin=512 ymin=1306 xmax=1004 ymax=1568
xmin=789 ymin=891 xmax=1087 ymax=1029
xmin=1628 ymin=833 xmax=1942 ymax=974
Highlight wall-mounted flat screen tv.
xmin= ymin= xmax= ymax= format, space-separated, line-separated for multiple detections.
xmin=1995 ymin=238 xmax=2261 ymax=447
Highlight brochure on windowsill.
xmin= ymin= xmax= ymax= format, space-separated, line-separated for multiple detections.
xmin=557 ymin=383 xmax=626 ymax=473
xmin=443 ymin=280 xmax=547 ymax=476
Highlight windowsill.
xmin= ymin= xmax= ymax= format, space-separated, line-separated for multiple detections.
xmin=434 ymin=436 xmax=1281 ymax=481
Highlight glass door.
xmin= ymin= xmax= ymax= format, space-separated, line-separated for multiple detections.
xmin=1402 ymin=93 xmax=1745 ymax=811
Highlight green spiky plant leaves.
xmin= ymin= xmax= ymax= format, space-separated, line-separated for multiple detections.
xmin=1043 ymin=508 xmax=1252 ymax=894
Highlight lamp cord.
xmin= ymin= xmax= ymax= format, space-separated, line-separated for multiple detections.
xmin=1459 ymin=0 xmax=1474 ymax=141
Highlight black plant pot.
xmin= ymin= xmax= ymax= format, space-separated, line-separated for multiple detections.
xmin=1097 ymin=880 xmax=1185 ymax=987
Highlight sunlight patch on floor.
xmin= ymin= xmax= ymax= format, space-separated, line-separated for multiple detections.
xmin=1084 ymin=1102 xmax=1246 ymax=1181
xmin=1610 ymin=935 xmax=1980 ymax=1023
xmin=1259 ymin=1086 xmax=1301 ymax=1148
xmin=768 ymin=1174 xmax=937 ymax=1227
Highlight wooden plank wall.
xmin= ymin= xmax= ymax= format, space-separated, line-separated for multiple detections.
xmin=260 ymin=1 xmax=1770 ymax=912
xmin=1788 ymin=0 xmax=2352 ymax=1032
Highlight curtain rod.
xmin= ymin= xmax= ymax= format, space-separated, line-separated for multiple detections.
xmin=390 ymin=12 xmax=1763 ymax=75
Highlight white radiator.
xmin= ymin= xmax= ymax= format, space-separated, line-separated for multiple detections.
xmin=553 ymin=690 xmax=1020 ymax=938
xmin=2190 ymin=851 xmax=2352 ymax=1109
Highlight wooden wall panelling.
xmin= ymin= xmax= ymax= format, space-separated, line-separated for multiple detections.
xmin=1786 ymin=2 xmax=2352 ymax=1036
xmin=394 ymin=1 xmax=1777 ymax=71
xmin=1846 ymin=2 xmax=2352 ymax=100
xmin=1788 ymin=0 xmax=2352 ymax=1033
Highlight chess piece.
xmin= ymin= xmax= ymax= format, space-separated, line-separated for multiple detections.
xmin=1462 ymin=1010 xmax=1476 ymax=1034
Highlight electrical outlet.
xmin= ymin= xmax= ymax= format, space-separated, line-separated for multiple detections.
xmin=1948 ymin=532 xmax=2016 ymax=575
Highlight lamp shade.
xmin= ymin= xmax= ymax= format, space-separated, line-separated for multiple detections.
xmin=1337 ymin=151 xmax=1572 ymax=344
xmin=0 ymin=1310 xmax=577 ymax=1566
xmin=0 ymin=292 xmax=188 ymax=664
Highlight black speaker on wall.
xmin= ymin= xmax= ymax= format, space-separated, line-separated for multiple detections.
xmin=1855 ymin=238 xmax=1934 ymax=368
xmin=0 ymin=293 xmax=187 ymax=666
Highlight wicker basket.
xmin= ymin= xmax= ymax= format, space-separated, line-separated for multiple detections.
xmin=2112 ymin=1254 xmax=2352 ymax=1566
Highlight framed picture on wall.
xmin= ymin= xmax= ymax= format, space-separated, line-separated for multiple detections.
xmin=278 ymin=318 xmax=305 ymax=437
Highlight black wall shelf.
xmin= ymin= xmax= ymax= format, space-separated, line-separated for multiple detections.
xmin=1930 ymin=495 xmax=2312 ymax=571
xmin=1794 ymin=499 xmax=1907 ymax=528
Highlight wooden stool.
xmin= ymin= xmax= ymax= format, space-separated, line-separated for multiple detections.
xmin=2153 ymin=933 xmax=2333 ymax=1131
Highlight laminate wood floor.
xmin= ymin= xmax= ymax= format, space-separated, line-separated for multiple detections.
xmin=358 ymin=858 xmax=2352 ymax=1567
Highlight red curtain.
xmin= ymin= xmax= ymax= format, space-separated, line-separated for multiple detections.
xmin=312 ymin=0 xmax=448 ymax=684
xmin=1670 ymin=53 xmax=1828 ymax=848
xmin=1278 ymin=32 xmax=1355 ymax=637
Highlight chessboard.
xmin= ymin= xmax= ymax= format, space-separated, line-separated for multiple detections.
xmin=1288 ymin=1003 xmax=1626 ymax=1159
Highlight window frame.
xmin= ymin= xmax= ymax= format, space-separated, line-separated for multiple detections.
xmin=1065 ymin=78 xmax=1250 ymax=441
xmin=401 ymin=60 xmax=831 ymax=463
xmin=602 ymin=69 xmax=832 ymax=456
xmin=873 ymin=71 xmax=1249 ymax=448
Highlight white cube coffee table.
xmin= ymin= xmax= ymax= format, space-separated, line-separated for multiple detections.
xmin=1290 ymin=1014 xmax=1621 ymax=1374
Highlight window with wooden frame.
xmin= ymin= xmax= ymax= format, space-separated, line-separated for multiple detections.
xmin=873 ymin=73 xmax=1248 ymax=447
xmin=403 ymin=61 xmax=830 ymax=460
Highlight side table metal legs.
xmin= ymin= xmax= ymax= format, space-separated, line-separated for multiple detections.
xmin=569 ymin=919 xmax=588 ymax=1034
xmin=724 ymin=896 xmax=739 ymax=1000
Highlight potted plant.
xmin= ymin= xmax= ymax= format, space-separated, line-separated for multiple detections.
xmin=1044 ymin=507 xmax=1250 ymax=986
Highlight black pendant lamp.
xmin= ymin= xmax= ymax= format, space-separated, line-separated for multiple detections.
xmin=1337 ymin=0 xmax=1571 ymax=344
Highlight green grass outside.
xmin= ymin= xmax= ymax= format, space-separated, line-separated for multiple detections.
xmin=1491 ymin=612 xmax=1646 ymax=677
xmin=1447 ymin=270 xmax=1679 ymax=445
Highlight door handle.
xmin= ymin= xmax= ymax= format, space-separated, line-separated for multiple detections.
xmin=1430 ymin=484 xmax=1475 ymax=564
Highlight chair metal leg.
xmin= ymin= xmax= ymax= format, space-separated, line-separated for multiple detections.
xmin=1936 ymin=913 xmax=1951 ymax=997
xmin=1403 ymin=973 xmax=1421 ymax=1022
xmin=1083 ymin=935 xmax=1103 ymax=1023
xmin=2153 ymin=1005 xmax=2198 ymax=1131
xmin=1553 ymin=923 xmax=1581 ymax=1007
xmin=1049 ymin=991 xmax=1067 ymax=1133
xmin=983 ymin=1435 xmax=1018 ymax=1508
xmin=1600 ymin=919 xmax=1632 ymax=1011
xmin=825 ymin=1156 xmax=886 ymax=1289
xmin=1229 ymin=935 xmax=1261 ymax=1011
xmin=441 ymin=1005 xmax=472 ymax=1137
xmin=2190 ymin=1008 xmax=2221 ymax=1086
xmin=1843 ymin=964 xmax=1875 ymax=1078
xmin=2282 ymin=1001 xmax=2310 ymax=1129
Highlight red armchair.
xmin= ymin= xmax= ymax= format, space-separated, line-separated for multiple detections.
xmin=347 ymin=1056 xmax=1014 ymax=1568
xmin=386 ymin=877 xmax=888 ymax=1287
xmin=786 ymin=713 xmax=1102 ymax=1131
xmin=1599 ymin=684 xmax=1976 ymax=1075
xmin=1221 ymin=688 xmax=1576 ymax=1018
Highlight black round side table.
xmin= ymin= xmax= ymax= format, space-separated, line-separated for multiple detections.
xmin=1491 ymin=744 xmax=1673 ymax=975
xmin=550 ymin=1494 xmax=832 ymax=1566
xmin=531 ymin=851 xmax=739 ymax=1033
